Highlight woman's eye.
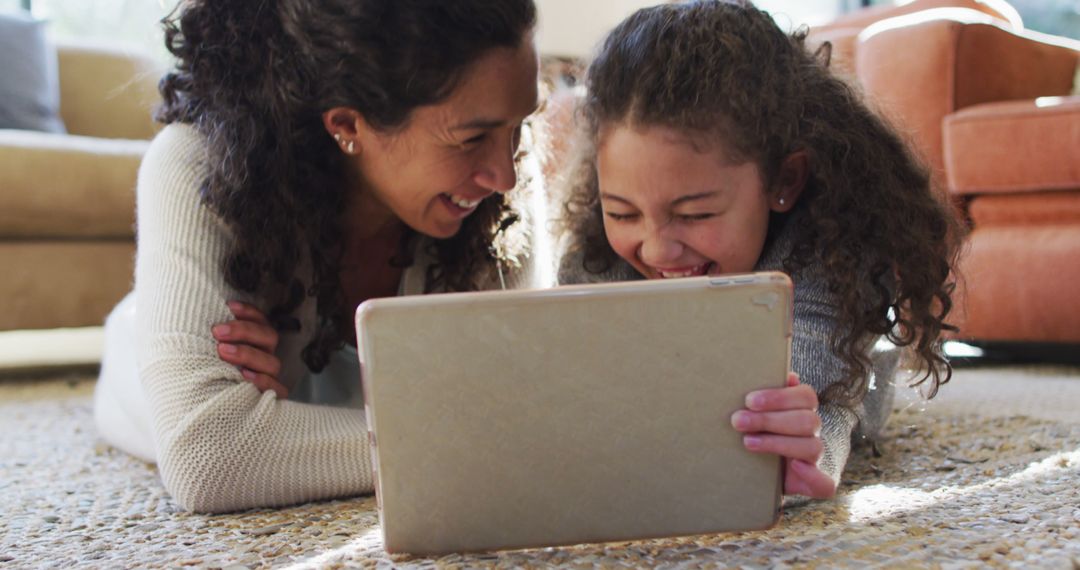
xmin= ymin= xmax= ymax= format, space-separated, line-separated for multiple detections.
xmin=462 ymin=133 xmax=487 ymax=146
xmin=677 ymin=213 xmax=715 ymax=222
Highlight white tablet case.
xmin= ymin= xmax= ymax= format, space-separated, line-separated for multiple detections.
xmin=356 ymin=272 xmax=792 ymax=554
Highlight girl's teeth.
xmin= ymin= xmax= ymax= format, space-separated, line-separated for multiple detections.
xmin=658 ymin=264 xmax=708 ymax=279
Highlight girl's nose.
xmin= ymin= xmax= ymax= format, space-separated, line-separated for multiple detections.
xmin=638 ymin=232 xmax=684 ymax=268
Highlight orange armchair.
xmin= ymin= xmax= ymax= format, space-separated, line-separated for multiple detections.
xmin=852 ymin=6 xmax=1080 ymax=343
xmin=806 ymin=0 xmax=1021 ymax=77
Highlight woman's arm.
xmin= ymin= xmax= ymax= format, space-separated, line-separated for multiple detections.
xmin=134 ymin=125 xmax=373 ymax=513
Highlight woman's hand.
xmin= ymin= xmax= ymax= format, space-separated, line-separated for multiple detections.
xmin=212 ymin=301 xmax=288 ymax=398
xmin=730 ymin=372 xmax=836 ymax=499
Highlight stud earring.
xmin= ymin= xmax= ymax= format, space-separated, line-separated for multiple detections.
xmin=346 ymin=141 xmax=355 ymax=154
xmin=779 ymin=197 xmax=786 ymax=206
xmin=333 ymin=133 xmax=342 ymax=143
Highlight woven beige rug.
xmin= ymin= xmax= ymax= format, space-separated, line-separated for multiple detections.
xmin=2 ymin=371 xmax=1079 ymax=569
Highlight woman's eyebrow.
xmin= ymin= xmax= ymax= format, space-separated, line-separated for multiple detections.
xmin=451 ymin=118 xmax=504 ymax=131
xmin=450 ymin=103 xmax=542 ymax=132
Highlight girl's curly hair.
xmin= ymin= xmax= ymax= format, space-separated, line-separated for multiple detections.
xmin=560 ymin=0 xmax=963 ymax=404
xmin=156 ymin=0 xmax=536 ymax=371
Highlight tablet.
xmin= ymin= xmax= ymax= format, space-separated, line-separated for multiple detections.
xmin=355 ymin=272 xmax=792 ymax=554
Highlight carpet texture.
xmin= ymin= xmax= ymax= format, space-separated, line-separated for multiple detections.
xmin=2 ymin=370 xmax=1079 ymax=569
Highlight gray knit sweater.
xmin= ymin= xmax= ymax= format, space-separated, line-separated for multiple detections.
xmin=556 ymin=215 xmax=897 ymax=496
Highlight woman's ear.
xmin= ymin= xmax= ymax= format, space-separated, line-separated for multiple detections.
xmin=321 ymin=107 xmax=367 ymax=156
xmin=771 ymin=150 xmax=809 ymax=213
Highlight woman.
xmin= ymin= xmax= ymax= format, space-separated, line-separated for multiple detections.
xmin=94 ymin=0 xmax=541 ymax=513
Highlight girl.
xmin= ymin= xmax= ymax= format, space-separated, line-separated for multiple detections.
xmin=557 ymin=0 xmax=961 ymax=499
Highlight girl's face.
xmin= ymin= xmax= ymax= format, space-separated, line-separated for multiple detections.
xmin=597 ymin=124 xmax=801 ymax=279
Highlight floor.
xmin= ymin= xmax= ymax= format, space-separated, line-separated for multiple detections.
xmin=1 ymin=364 xmax=1078 ymax=568
xmin=906 ymin=364 xmax=1080 ymax=423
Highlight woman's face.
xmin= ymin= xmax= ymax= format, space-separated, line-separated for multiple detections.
xmin=597 ymin=124 xmax=785 ymax=279
xmin=348 ymin=33 xmax=540 ymax=239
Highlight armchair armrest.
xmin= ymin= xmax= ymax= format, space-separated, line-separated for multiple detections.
xmin=807 ymin=0 xmax=1021 ymax=89
xmin=855 ymin=8 xmax=1080 ymax=179
xmin=813 ymin=0 xmax=1020 ymax=32
xmin=56 ymin=42 xmax=163 ymax=141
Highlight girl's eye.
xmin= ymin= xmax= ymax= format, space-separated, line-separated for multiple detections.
xmin=677 ymin=213 xmax=715 ymax=222
xmin=605 ymin=212 xmax=639 ymax=222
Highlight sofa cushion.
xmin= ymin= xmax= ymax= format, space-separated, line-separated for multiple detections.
xmin=0 ymin=241 xmax=134 ymax=330
xmin=56 ymin=43 xmax=162 ymax=140
xmin=0 ymin=129 xmax=147 ymax=238
xmin=955 ymin=224 xmax=1080 ymax=342
xmin=944 ymin=97 xmax=1080 ymax=195
xmin=967 ymin=191 xmax=1080 ymax=226
xmin=0 ymin=11 xmax=66 ymax=134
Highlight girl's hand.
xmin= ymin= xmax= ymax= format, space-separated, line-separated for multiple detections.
xmin=730 ymin=372 xmax=836 ymax=498
xmin=212 ymin=301 xmax=288 ymax=399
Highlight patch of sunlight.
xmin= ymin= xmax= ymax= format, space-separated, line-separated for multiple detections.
xmin=1036 ymin=96 xmax=1065 ymax=108
xmin=874 ymin=337 xmax=897 ymax=352
xmin=526 ymin=127 xmax=556 ymax=289
xmin=848 ymin=486 xmax=937 ymax=522
xmin=942 ymin=341 xmax=985 ymax=359
xmin=282 ymin=527 xmax=385 ymax=569
xmin=848 ymin=447 xmax=1079 ymax=523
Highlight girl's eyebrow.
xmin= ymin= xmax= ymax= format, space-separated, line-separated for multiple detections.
xmin=600 ymin=191 xmax=720 ymax=206
xmin=599 ymin=192 xmax=634 ymax=205
xmin=671 ymin=191 xmax=719 ymax=206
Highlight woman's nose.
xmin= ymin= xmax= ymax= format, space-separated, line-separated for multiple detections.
xmin=474 ymin=134 xmax=518 ymax=193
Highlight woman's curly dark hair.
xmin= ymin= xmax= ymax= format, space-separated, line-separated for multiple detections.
xmin=559 ymin=0 xmax=963 ymax=404
xmin=156 ymin=0 xmax=537 ymax=371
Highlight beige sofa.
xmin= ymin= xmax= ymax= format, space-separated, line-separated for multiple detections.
xmin=0 ymin=43 xmax=160 ymax=331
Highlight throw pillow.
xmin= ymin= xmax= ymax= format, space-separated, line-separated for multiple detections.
xmin=0 ymin=11 xmax=66 ymax=133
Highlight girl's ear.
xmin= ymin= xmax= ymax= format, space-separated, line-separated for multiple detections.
xmin=321 ymin=107 xmax=369 ymax=156
xmin=771 ymin=150 xmax=809 ymax=213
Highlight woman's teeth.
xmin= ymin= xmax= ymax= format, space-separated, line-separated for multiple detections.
xmin=448 ymin=194 xmax=482 ymax=209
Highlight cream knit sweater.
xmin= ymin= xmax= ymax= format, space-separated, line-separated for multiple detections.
xmin=101 ymin=123 xmax=537 ymax=513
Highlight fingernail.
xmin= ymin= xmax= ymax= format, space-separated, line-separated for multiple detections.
xmin=745 ymin=392 xmax=765 ymax=410
xmin=787 ymin=480 xmax=810 ymax=496
xmin=219 ymin=343 xmax=237 ymax=355
xmin=227 ymin=301 xmax=243 ymax=311
xmin=731 ymin=411 xmax=752 ymax=430
xmin=241 ymin=369 xmax=255 ymax=380
xmin=791 ymin=459 xmax=813 ymax=472
xmin=744 ymin=435 xmax=763 ymax=449
xmin=212 ymin=324 xmax=231 ymax=337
